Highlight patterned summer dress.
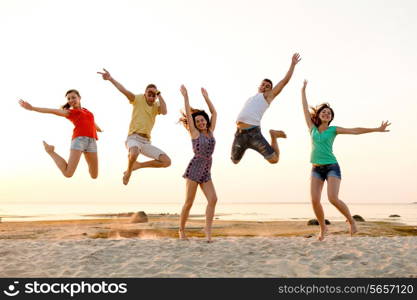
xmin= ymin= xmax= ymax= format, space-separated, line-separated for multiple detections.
xmin=183 ymin=132 xmax=216 ymax=183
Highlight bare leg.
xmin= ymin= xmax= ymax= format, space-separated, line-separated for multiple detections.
xmin=267 ymin=130 xmax=287 ymax=164
xmin=43 ymin=141 xmax=82 ymax=178
xmin=200 ymin=180 xmax=218 ymax=243
xmin=179 ymin=179 xmax=198 ymax=240
xmin=310 ymin=176 xmax=327 ymax=241
xmin=83 ymin=152 xmax=98 ymax=179
xmin=327 ymin=176 xmax=357 ymax=236
xmin=123 ymin=147 xmax=139 ymax=185
xmin=131 ymin=154 xmax=171 ymax=171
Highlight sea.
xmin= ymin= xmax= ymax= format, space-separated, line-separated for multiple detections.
xmin=1 ymin=201 xmax=416 ymax=225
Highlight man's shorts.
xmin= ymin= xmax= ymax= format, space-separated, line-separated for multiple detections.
xmin=126 ymin=134 xmax=166 ymax=160
xmin=231 ymin=126 xmax=275 ymax=162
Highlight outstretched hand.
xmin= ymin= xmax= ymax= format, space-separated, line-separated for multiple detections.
xmin=378 ymin=121 xmax=391 ymax=132
xmin=292 ymin=53 xmax=301 ymax=65
xmin=19 ymin=99 xmax=33 ymax=111
xmin=201 ymin=87 xmax=209 ymax=98
xmin=302 ymin=79 xmax=308 ymax=90
xmin=97 ymin=68 xmax=112 ymax=80
xmin=180 ymin=85 xmax=188 ymax=97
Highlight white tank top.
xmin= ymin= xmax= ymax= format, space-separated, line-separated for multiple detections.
xmin=236 ymin=93 xmax=269 ymax=126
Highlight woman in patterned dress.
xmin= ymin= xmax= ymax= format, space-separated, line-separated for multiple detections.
xmin=179 ymin=85 xmax=217 ymax=242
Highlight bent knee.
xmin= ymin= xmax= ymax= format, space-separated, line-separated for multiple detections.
xmin=231 ymin=158 xmax=240 ymax=164
xmin=63 ymin=172 xmax=75 ymax=178
xmin=129 ymin=147 xmax=140 ymax=156
xmin=159 ymin=155 xmax=171 ymax=167
xmin=328 ymin=197 xmax=339 ymax=205
xmin=268 ymin=156 xmax=279 ymax=164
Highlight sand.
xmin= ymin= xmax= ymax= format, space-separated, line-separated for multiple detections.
xmin=0 ymin=215 xmax=416 ymax=277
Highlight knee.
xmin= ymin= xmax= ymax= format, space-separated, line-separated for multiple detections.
xmin=328 ymin=196 xmax=339 ymax=205
xmin=159 ymin=155 xmax=171 ymax=167
xmin=268 ymin=154 xmax=279 ymax=164
xmin=231 ymin=158 xmax=240 ymax=164
xmin=183 ymin=200 xmax=193 ymax=210
xmin=129 ymin=147 xmax=139 ymax=157
xmin=63 ymin=172 xmax=74 ymax=178
xmin=311 ymin=198 xmax=321 ymax=206
xmin=208 ymin=196 xmax=218 ymax=206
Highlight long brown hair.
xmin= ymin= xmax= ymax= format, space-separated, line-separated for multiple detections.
xmin=62 ymin=89 xmax=81 ymax=110
xmin=310 ymin=103 xmax=334 ymax=127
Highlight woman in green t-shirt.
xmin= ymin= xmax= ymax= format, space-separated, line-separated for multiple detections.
xmin=301 ymin=80 xmax=391 ymax=241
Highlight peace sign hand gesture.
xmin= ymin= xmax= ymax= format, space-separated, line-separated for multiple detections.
xmin=97 ymin=68 xmax=112 ymax=80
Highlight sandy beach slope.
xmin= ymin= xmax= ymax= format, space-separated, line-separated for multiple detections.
xmin=0 ymin=237 xmax=416 ymax=277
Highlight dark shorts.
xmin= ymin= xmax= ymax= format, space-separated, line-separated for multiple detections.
xmin=231 ymin=126 xmax=275 ymax=162
xmin=311 ymin=163 xmax=342 ymax=181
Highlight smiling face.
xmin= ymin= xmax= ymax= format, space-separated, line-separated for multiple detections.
xmin=66 ymin=91 xmax=81 ymax=108
xmin=194 ymin=115 xmax=208 ymax=131
xmin=318 ymin=107 xmax=333 ymax=123
xmin=258 ymin=80 xmax=273 ymax=93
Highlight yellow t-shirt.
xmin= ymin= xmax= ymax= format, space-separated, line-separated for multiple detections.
xmin=128 ymin=94 xmax=160 ymax=138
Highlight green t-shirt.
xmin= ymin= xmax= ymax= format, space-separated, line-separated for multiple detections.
xmin=310 ymin=126 xmax=338 ymax=164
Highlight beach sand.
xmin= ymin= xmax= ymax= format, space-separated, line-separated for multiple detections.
xmin=0 ymin=215 xmax=416 ymax=277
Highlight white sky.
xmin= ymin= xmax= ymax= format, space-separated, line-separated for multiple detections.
xmin=1 ymin=0 xmax=417 ymax=205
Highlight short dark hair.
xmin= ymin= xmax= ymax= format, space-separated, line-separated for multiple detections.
xmin=310 ymin=103 xmax=335 ymax=127
xmin=263 ymin=78 xmax=273 ymax=87
xmin=146 ymin=84 xmax=157 ymax=90
xmin=62 ymin=89 xmax=81 ymax=110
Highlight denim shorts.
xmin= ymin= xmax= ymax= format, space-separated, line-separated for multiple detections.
xmin=231 ymin=126 xmax=275 ymax=162
xmin=311 ymin=163 xmax=341 ymax=181
xmin=71 ymin=136 xmax=97 ymax=152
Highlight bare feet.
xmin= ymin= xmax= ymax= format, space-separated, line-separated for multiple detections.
xmin=178 ymin=229 xmax=188 ymax=240
xmin=42 ymin=141 xmax=55 ymax=154
xmin=317 ymin=225 xmax=328 ymax=241
xmin=269 ymin=129 xmax=287 ymax=139
xmin=204 ymin=227 xmax=213 ymax=243
xmin=349 ymin=221 xmax=358 ymax=236
xmin=345 ymin=219 xmax=358 ymax=236
xmin=122 ymin=171 xmax=132 ymax=185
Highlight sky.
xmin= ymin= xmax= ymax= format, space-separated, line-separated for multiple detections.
xmin=1 ymin=0 xmax=417 ymax=207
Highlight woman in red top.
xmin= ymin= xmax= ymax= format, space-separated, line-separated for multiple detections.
xmin=19 ymin=89 xmax=101 ymax=178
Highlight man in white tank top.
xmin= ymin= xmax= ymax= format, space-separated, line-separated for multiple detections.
xmin=231 ymin=53 xmax=301 ymax=164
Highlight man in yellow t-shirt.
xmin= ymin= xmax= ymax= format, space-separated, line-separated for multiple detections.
xmin=98 ymin=68 xmax=171 ymax=185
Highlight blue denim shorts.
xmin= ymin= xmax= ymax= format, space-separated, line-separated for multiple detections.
xmin=231 ymin=126 xmax=275 ymax=162
xmin=311 ymin=163 xmax=341 ymax=181
xmin=70 ymin=136 xmax=97 ymax=152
